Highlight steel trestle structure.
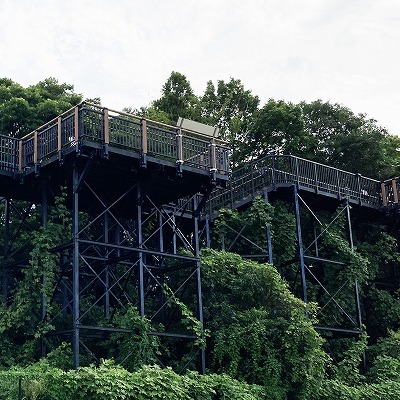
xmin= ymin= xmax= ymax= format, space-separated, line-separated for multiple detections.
xmin=201 ymin=154 xmax=394 ymax=340
xmin=1 ymin=102 xmax=399 ymax=369
xmin=0 ymin=102 xmax=229 ymax=371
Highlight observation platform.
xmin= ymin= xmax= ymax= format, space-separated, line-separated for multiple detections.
xmin=0 ymin=103 xmax=230 ymax=214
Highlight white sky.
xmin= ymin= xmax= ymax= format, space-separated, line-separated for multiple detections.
xmin=1 ymin=0 xmax=399 ymax=134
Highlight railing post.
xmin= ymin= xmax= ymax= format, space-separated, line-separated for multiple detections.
xmin=381 ymin=182 xmax=388 ymax=207
xmin=18 ymin=140 xmax=23 ymax=173
xmin=140 ymin=118 xmax=147 ymax=168
xmin=176 ymin=128 xmax=183 ymax=176
xmin=271 ymin=154 xmax=276 ymax=189
xmin=222 ymin=147 xmax=229 ymax=175
xmin=11 ymin=138 xmax=16 ymax=173
xmin=74 ymin=106 xmax=79 ymax=143
xmin=392 ymin=179 xmax=399 ymax=204
xmin=33 ymin=131 xmax=38 ymax=165
xmin=209 ymin=140 xmax=217 ymax=182
xmin=336 ymin=169 xmax=340 ymax=198
xmin=103 ymin=108 xmax=109 ymax=158
xmin=33 ymin=131 xmax=39 ymax=175
xmin=356 ymin=173 xmax=361 ymax=204
xmin=57 ymin=116 xmax=62 ymax=162
xmin=314 ymin=163 xmax=318 ymax=193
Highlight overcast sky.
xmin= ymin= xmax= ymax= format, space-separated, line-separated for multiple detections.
xmin=1 ymin=0 xmax=399 ymax=134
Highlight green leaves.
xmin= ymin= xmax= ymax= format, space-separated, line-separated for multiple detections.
xmin=200 ymin=249 xmax=327 ymax=399
xmin=248 ymin=99 xmax=306 ymax=161
xmin=153 ymin=71 xmax=197 ymax=124
xmin=105 ymin=306 xmax=161 ymax=371
xmin=0 ymin=77 xmax=82 ymax=138
xmin=213 ymin=195 xmax=272 ymax=256
xmin=299 ymin=100 xmax=397 ymax=179
xmin=0 ymin=362 xmax=266 ymax=400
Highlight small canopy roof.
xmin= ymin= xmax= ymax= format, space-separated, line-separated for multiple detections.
xmin=177 ymin=117 xmax=220 ymax=138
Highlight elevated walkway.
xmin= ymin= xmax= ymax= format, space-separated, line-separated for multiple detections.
xmin=0 ymin=102 xmax=229 ymax=212
xmin=205 ymin=154 xmax=382 ymax=218
xmin=2 ymin=104 xmax=395 ymax=217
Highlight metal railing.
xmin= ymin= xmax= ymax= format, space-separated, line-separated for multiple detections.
xmin=0 ymin=104 xmax=393 ymax=212
xmin=0 ymin=136 xmax=19 ymax=172
xmin=0 ymin=102 xmax=230 ymax=176
xmin=206 ymin=154 xmax=382 ymax=215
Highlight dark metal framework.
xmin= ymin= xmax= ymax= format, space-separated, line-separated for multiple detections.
xmin=292 ymin=187 xmax=363 ymax=335
xmin=205 ymin=183 xmax=364 ymax=336
xmin=42 ymin=165 xmax=207 ymax=370
xmin=202 ymin=152 xmax=383 ymax=337
xmin=1 ymin=103 xmax=399 ymax=369
xmin=0 ymin=103 xmax=229 ymax=371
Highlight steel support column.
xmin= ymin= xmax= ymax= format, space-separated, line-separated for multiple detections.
xmin=41 ymin=183 xmax=48 ymax=356
xmin=205 ymin=217 xmax=211 ymax=249
xmin=104 ymin=212 xmax=110 ymax=319
xmin=137 ymin=184 xmax=145 ymax=317
xmin=345 ymin=202 xmax=363 ymax=330
xmin=263 ymin=190 xmax=273 ymax=265
xmin=172 ymin=211 xmax=177 ymax=255
xmin=41 ymin=182 xmax=48 ymax=227
xmin=158 ymin=210 xmax=166 ymax=321
xmin=158 ymin=210 xmax=164 ymax=253
xmin=345 ymin=201 xmax=366 ymax=370
xmin=2 ymin=198 xmax=10 ymax=304
xmin=72 ymin=167 xmax=80 ymax=369
xmin=294 ymin=185 xmax=308 ymax=308
xmin=313 ymin=220 xmax=319 ymax=258
xmin=193 ymin=195 xmax=206 ymax=374
xmin=115 ymin=223 xmax=121 ymax=258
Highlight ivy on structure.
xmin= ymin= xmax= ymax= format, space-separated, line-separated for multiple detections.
xmin=0 ymin=189 xmax=72 ymax=366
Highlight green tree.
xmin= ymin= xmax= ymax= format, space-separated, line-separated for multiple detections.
xmin=299 ymin=100 xmax=400 ymax=179
xmin=0 ymin=79 xmax=31 ymax=137
xmin=0 ymin=77 xmax=82 ymax=138
xmin=196 ymin=78 xmax=259 ymax=165
xmin=247 ymin=99 xmax=307 ymax=161
xmin=123 ymin=105 xmax=171 ymax=124
xmin=153 ymin=71 xmax=198 ymax=124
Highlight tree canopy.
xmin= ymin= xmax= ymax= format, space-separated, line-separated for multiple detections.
xmin=0 ymin=77 xmax=82 ymax=138
xmin=150 ymin=72 xmax=400 ymax=178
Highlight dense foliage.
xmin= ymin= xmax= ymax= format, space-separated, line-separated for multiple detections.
xmin=0 ymin=78 xmax=82 ymax=138
xmin=151 ymin=71 xmax=400 ymax=179
xmin=1 ymin=73 xmax=400 ymax=398
xmin=0 ymin=361 xmax=266 ymax=400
